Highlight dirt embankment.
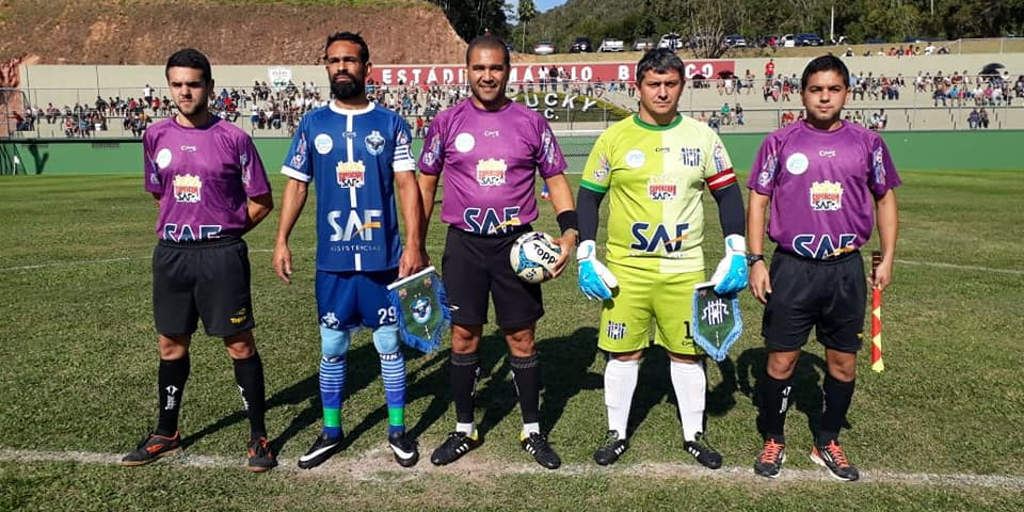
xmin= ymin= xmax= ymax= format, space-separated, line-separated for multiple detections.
xmin=0 ymin=0 xmax=466 ymax=65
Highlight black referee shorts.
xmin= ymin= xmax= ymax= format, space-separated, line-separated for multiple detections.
xmin=761 ymin=249 xmax=866 ymax=353
xmin=152 ymin=237 xmax=255 ymax=338
xmin=442 ymin=226 xmax=544 ymax=330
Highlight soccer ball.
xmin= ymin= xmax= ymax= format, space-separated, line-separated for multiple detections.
xmin=510 ymin=231 xmax=562 ymax=284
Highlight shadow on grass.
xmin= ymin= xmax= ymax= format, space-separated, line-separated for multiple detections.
xmin=735 ymin=347 xmax=843 ymax=439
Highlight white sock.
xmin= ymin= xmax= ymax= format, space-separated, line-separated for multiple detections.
xmin=456 ymin=422 xmax=476 ymax=437
xmin=522 ymin=422 xmax=540 ymax=437
xmin=670 ymin=359 xmax=706 ymax=442
xmin=604 ymin=358 xmax=639 ymax=440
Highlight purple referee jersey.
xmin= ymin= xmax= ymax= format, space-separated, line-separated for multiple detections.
xmin=418 ymin=99 xmax=566 ymax=235
xmin=144 ymin=117 xmax=271 ymax=241
xmin=747 ymin=120 xmax=901 ymax=259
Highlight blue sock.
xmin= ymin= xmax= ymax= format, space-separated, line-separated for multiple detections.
xmin=379 ymin=351 xmax=406 ymax=436
xmin=319 ymin=355 xmax=346 ymax=439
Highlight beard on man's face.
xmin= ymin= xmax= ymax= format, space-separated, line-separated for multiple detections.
xmin=331 ymin=71 xmax=365 ymax=99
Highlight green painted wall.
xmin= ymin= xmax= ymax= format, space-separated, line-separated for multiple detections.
xmin=3 ymin=131 xmax=1023 ymax=176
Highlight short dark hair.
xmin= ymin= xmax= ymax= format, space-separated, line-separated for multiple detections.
xmin=801 ymin=55 xmax=850 ymax=90
xmin=466 ymin=35 xmax=510 ymax=67
xmin=635 ymin=49 xmax=685 ymax=84
xmin=324 ymin=31 xmax=370 ymax=63
xmin=165 ymin=48 xmax=212 ymax=84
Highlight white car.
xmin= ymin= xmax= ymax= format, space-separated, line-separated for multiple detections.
xmin=658 ymin=32 xmax=683 ymax=50
xmin=598 ymin=38 xmax=624 ymax=52
xmin=533 ymin=42 xmax=555 ymax=55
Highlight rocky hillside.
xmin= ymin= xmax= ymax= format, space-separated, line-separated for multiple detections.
xmin=0 ymin=0 xmax=466 ymax=64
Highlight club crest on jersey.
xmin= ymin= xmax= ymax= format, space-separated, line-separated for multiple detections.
xmin=314 ymin=133 xmax=333 ymax=154
xmin=606 ymin=321 xmax=627 ymax=341
xmin=476 ymin=158 xmax=508 ymax=187
xmin=680 ymin=147 xmax=702 ymax=167
xmin=713 ymin=143 xmax=731 ymax=172
xmin=320 ymin=312 xmax=340 ymax=329
xmin=396 ymin=129 xmax=410 ymax=147
xmin=364 ymin=130 xmax=386 ymax=156
xmin=647 ymin=174 xmax=680 ymax=201
xmin=541 ymin=129 xmax=557 ymax=165
xmin=423 ymin=136 xmax=441 ymax=167
xmin=786 ymin=152 xmax=809 ymax=175
xmin=626 ymin=149 xmax=646 ymax=168
xmin=810 ymin=180 xmax=843 ymax=211
xmin=336 ymin=161 xmax=366 ymax=188
xmin=156 ymin=148 xmax=173 ymax=169
xmin=172 ymin=174 xmax=202 ymax=203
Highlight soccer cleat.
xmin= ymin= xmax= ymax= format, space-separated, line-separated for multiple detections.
xmin=246 ymin=436 xmax=277 ymax=472
xmin=430 ymin=431 xmax=480 ymax=466
xmin=520 ymin=432 xmax=561 ymax=470
xmin=593 ymin=430 xmax=629 ymax=466
xmin=297 ymin=433 xmax=343 ymax=469
xmin=810 ymin=440 xmax=860 ymax=481
xmin=684 ymin=432 xmax=722 ymax=469
xmin=754 ymin=437 xmax=786 ymax=478
xmin=120 ymin=431 xmax=182 ymax=466
xmin=388 ymin=431 xmax=420 ymax=468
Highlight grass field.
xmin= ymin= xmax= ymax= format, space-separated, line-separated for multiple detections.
xmin=1 ymin=169 xmax=1023 ymax=511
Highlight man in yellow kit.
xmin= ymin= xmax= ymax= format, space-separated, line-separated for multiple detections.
xmin=576 ymin=49 xmax=748 ymax=467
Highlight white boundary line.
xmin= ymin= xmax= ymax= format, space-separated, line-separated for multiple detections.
xmin=1 ymin=447 xmax=1022 ymax=489
xmin=2 ymin=253 xmax=1020 ymax=276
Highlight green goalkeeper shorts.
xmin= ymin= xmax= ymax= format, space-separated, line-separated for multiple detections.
xmin=597 ymin=262 xmax=705 ymax=355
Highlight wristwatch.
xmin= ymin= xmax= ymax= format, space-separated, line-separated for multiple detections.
xmin=746 ymin=254 xmax=765 ymax=266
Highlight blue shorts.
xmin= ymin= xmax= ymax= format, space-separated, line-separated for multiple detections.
xmin=316 ymin=269 xmax=399 ymax=331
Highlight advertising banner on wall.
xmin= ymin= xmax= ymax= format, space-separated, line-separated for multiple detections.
xmin=368 ymin=60 xmax=735 ymax=85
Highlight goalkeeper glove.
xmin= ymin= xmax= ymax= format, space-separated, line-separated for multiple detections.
xmin=711 ymin=234 xmax=748 ymax=295
xmin=577 ymin=240 xmax=618 ymax=300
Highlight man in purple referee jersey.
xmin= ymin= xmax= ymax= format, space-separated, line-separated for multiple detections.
xmin=747 ymin=55 xmax=900 ymax=481
xmin=122 ymin=48 xmax=277 ymax=471
xmin=418 ymin=35 xmax=579 ymax=470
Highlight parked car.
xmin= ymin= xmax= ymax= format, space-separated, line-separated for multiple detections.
xmin=533 ymin=41 xmax=555 ymax=55
xmin=724 ymin=34 xmax=747 ymax=48
xmin=796 ymin=33 xmax=824 ymax=46
xmin=570 ymin=37 xmax=593 ymax=53
xmin=633 ymin=38 xmax=655 ymax=51
xmin=598 ymin=38 xmax=624 ymax=52
xmin=658 ymin=32 xmax=684 ymax=50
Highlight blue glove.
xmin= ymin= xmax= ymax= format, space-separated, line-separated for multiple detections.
xmin=711 ymin=234 xmax=748 ymax=295
xmin=577 ymin=240 xmax=618 ymax=300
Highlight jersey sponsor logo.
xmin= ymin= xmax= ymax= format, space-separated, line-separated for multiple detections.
xmin=872 ymin=147 xmax=886 ymax=185
xmin=606 ymin=321 xmax=627 ymax=341
xmin=463 ymin=206 xmax=521 ymax=235
xmin=179 ymin=145 xmax=197 ymax=153
xmin=655 ymin=146 xmax=671 ymax=153
xmin=336 ymin=161 xmax=366 ymax=188
xmin=540 ymin=129 xmax=557 ymax=165
xmin=314 ymin=133 xmax=333 ymax=154
xmin=156 ymin=148 xmax=173 ymax=169
xmin=629 ymin=222 xmax=690 ymax=255
xmin=757 ymin=151 xmax=778 ymax=187
xmin=713 ymin=143 xmax=731 ymax=172
xmin=792 ymin=233 xmax=857 ymax=259
xmin=455 ymin=132 xmax=475 ymax=153
xmin=161 ymin=224 xmax=222 ymax=242
xmin=343 ymin=130 xmax=357 ymax=140
xmin=422 ymin=135 xmax=441 ymax=167
xmin=365 ymin=130 xmax=386 ymax=156
xmin=483 ymin=129 xmax=500 ymax=138
xmin=290 ymin=132 xmax=308 ymax=169
xmin=327 ymin=209 xmax=382 ymax=242
xmin=785 ymin=152 xmax=809 ymax=175
xmin=680 ymin=147 xmax=702 ymax=166
xmin=647 ymin=175 xmax=680 ymax=201
xmin=172 ymin=174 xmax=202 ymax=203
xmin=810 ymin=180 xmax=843 ymax=211
xmin=625 ymin=149 xmax=646 ymax=168
xmin=819 ymin=149 xmax=837 ymax=158
xmin=475 ymin=158 xmax=507 ymax=187
xmin=591 ymin=154 xmax=610 ymax=183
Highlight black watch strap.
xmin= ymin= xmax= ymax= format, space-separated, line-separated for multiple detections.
xmin=746 ymin=254 xmax=765 ymax=266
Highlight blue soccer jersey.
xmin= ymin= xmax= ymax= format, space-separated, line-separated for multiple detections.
xmin=282 ymin=103 xmax=415 ymax=272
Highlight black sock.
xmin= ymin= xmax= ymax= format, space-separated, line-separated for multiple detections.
xmin=757 ymin=371 xmax=793 ymax=443
xmin=818 ymin=373 xmax=855 ymax=445
xmin=157 ymin=355 xmax=190 ymax=437
xmin=450 ymin=352 xmax=479 ymax=424
xmin=233 ymin=352 xmax=268 ymax=438
xmin=509 ymin=354 xmax=541 ymax=425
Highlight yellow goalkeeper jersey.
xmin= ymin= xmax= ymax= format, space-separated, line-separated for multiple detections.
xmin=580 ymin=114 xmax=738 ymax=274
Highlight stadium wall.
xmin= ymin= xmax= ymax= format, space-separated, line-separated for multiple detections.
xmin=3 ymin=131 xmax=1022 ymax=176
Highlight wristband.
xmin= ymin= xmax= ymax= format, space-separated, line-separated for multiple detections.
xmin=746 ymin=254 xmax=765 ymax=266
xmin=556 ymin=210 xmax=579 ymax=234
